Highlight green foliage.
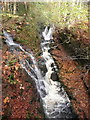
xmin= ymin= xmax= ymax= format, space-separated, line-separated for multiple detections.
xmin=26 ymin=111 xmax=31 ymax=119
xmin=8 ymin=59 xmax=17 ymax=66
xmin=27 ymin=2 xmax=88 ymax=27
xmin=8 ymin=74 xmax=14 ymax=84
xmin=2 ymin=2 xmax=88 ymax=54
xmin=16 ymin=3 xmax=28 ymax=16
xmin=8 ymin=74 xmax=18 ymax=85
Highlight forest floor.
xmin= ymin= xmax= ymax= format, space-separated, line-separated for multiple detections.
xmin=52 ymin=45 xmax=89 ymax=119
xmin=1 ymin=44 xmax=45 ymax=119
xmin=52 ymin=25 xmax=90 ymax=119
xmin=1 ymin=15 xmax=90 ymax=119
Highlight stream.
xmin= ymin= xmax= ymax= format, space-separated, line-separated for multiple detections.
xmin=3 ymin=26 xmax=76 ymax=119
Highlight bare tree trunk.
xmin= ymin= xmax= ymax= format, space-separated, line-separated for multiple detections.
xmin=10 ymin=3 xmax=13 ymax=14
xmin=7 ymin=2 xmax=10 ymax=12
xmin=4 ymin=0 xmax=6 ymax=12
xmin=13 ymin=1 xmax=16 ymax=14
xmin=24 ymin=2 xmax=27 ymax=11
xmin=76 ymin=0 xmax=80 ymax=5
xmin=2 ymin=1 xmax=5 ymax=12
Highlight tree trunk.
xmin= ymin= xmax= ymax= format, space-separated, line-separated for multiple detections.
xmin=24 ymin=2 xmax=27 ymax=12
xmin=13 ymin=2 xmax=16 ymax=14
xmin=9 ymin=2 xmax=13 ymax=14
xmin=2 ymin=1 xmax=5 ymax=12
xmin=4 ymin=0 xmax=6 ymax=12
xmin=7 ymin=2 xmax=10 ymax=12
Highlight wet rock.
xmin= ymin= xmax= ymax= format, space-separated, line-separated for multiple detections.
xmin=52 ymin=68 xmax=56 ymax=71
xmin=58 ymin=105 xmax=77 ymax=119
xmin=26 ymin=58 xmax=33 ymax=65
xmin=51 ymin=72 xmax=59 ymax=81
xmin=38 ymin=58 xmax=47 ymax=76
xmin=51 ymin=63 xmax=58 ymax=72
xmin=85 ymin=63 xmax=90 ymax=72
xmin=40 ymin=81 xmax=45 ymax=87
xmin=40 ymin=64 xmax=47 ymax=76
xmin=51 ymin=63 xmax=54 ymax=67
xmin=40 ymin=88 xmax=47 ymax=98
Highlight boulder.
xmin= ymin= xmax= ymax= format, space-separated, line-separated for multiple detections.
xmin=50 ymin=72 xmax=59 ymax=81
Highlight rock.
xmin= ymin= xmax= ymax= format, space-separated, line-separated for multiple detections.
xmin=51 ymin=72 xmax=59 ymax=81
xmin=27 ymin=58 xmax=33 ymax=65
xmin=40 ymin=64 xmax=47 ymax=76
xmin=40 ymin=88 xmax=47 ymax=98
xmin=38 ymin=57 xmax=47 ymax=76
xmin=51 ymin=63 xmax=54 ymax=67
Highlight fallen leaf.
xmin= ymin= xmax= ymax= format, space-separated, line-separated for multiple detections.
xmin=3 ymin=97 xmax=10 ymax=104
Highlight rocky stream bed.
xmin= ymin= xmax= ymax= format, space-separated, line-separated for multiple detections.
xmin=1 ymin=23 xmax=90 ymax=119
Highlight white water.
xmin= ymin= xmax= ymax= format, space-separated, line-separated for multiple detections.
xmin=3 ymin=27 xmax=74 ymax=119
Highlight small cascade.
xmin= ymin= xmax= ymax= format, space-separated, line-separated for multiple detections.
xmin=3 ymin=26 xmax=76 ymax=119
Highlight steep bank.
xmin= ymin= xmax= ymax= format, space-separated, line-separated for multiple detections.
xmin=52 ymin=25 xmax=90 ymax=119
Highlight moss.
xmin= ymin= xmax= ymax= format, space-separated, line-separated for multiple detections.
xmin=8 ymin=59 xmax=17 ymax=66
xmin=26 ymin=111 xmax=32 ymax=119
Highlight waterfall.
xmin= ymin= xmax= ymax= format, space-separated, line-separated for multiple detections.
xmin=3 ymin=26 xmax=75 ymax=119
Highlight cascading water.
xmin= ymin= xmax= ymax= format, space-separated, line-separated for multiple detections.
xmin=3 ymin=26 xmax=76 ymax=119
